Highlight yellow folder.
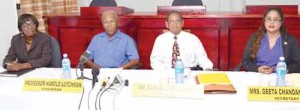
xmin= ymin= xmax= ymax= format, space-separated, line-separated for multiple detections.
xmin=196 ymin=73 xmax=236 ymax=94
xmin=197 ymin=73 xmax=231 ymax=84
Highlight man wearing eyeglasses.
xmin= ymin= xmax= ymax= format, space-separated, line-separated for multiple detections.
xmin=150 ymin=11 xmax=213 ymax=70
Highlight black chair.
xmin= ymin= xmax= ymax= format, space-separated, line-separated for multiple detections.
xmin=48 ymin=37 xmax=62 ymax=67
xmin=172 ymin=0 xmax=203 ymax=6
xmin=190 ymin=65 xmax=219 ymax=71
xmin=131 ymin=39 xmax=141 ymax=69
xmin=233 ymin=62 xmax=245 ymax=71
xmin=89 ymin=0 xmax=117 ymax=7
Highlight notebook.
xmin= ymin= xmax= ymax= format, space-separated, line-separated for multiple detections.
xmin=0 ymin=69 xmax=34 ymax=77
xmin=196 ymin=73 xmax=237 ymax=94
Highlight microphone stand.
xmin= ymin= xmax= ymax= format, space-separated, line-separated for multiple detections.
xmin=77 ymin=63 xmax=91 ymax=80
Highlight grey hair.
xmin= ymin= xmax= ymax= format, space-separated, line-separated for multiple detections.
xmin=166 ymin=10 xmax=183 ymax=21
xmin=101 ymin=10 xmax=119 ymax=21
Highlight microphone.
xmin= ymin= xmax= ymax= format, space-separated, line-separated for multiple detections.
xmin=77 ymin=51 xmax=92 ymax=80
xmin=78 ymin=51 xmax=91 ymax=67
xmin=112 ymin=74 xmax=124 ymax=85
xmin=92 ymin=68 xmax=99 ymax=89
xmin=99 ymin=76 xmax=110 ymax=88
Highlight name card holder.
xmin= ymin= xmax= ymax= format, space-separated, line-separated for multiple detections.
xmin=248 ymin=86 xmax=300 ymax=102
xmin=132 ymin=83 xmax=204 ymax=99
xmin=23 ymin=78 xmax=83 ymax=93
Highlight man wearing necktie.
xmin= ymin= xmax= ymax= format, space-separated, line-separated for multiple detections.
xmin=150 ymin=11 xmax=213 ymax=70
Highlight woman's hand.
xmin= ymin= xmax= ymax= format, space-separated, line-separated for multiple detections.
xmin=7 ymin=62 xmax=21 ymax=71
xmin=6 ymin=62 xmax=31 ymax=71
xmin=258 ymin=65 xmax=273 ymax=74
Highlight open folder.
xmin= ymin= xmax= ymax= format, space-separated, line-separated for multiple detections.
xmin=0 ymin=69 xmax=34 ymax=77
xmin=196 ymin=73 xmax=236 ymax=94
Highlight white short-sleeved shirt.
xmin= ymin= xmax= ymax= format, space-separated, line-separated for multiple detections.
xmin=150 ymin=31 xmax=213 ymax=70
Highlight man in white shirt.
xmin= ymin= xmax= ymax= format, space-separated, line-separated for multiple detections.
xmin=150 ymin=11 xmax=213 ymax=70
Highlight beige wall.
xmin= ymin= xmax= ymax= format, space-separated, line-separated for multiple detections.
xmin=0 ymin=0 xmax=18 ymax=65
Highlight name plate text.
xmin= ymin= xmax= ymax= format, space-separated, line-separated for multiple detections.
xmin=23 ymin=78 xmax=83 ymax=93
xmin=132 ymin=83 xmax=204 ymax=99
xmin=248 ymin=86 xmax=300 ymax=102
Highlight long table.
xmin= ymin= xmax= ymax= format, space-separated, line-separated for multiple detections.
xmin=0 ymin=68 xmax=299 ymax=110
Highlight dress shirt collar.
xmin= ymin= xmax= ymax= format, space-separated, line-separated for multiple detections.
xmin=103 ymin=29 xmax=122 ymax=40
xmin=168 ymin=30 xmax=183 ymax=38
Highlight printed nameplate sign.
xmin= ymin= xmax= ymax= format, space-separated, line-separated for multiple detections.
xmin=23 ymin=78 xmax=83 ymax=93
xmin=132 ymin=83 xmax=204 ymax=99
xmin=248 ymin=86 xmax=300 ymax=102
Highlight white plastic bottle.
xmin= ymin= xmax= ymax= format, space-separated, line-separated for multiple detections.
xmin=175 ymin=57 xmax=184 ymax=84
xmin=62 ymin=53 xmax=71 ymax=79
xmin=276 ymin=56 xmax=286 ymax=86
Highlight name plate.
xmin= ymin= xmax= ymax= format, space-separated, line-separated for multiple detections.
xmin=23 ymin=78 xmax=83 ymax=93
xmin=248 ymin=86 xmax=300 ymax=102
xmin=131 ymin=83 xmax=204 ymax=99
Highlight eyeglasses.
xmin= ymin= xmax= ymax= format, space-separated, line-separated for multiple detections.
xmin=22 ymin=22 xmax=36 ymax=29
xmin=102 ymin=20 xmax=117 ymax=25
xmin=265 ymin=18 xmax=282 ymax=23
xmin=167 ymin=19 xmax=182 ymax=24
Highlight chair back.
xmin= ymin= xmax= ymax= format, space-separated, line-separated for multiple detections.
xmin=48 ymin=37 xmax=62 ymax=67
xmin=233 ymin=62 xmax=246 ymax=71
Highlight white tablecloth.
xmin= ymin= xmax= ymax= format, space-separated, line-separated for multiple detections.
xmin=0 ymin=68 xmax=299 ymax=110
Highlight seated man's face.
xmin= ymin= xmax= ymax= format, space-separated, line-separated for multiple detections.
xmin=166 ymin=13 xmax=183 ymax=35
xmin=102 ymin=14 xmax=118 ymax=36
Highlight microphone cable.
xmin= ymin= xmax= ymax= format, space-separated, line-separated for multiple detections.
xmin=95 ymin=81 xmax=107 ymax=110
xmin=77 ymin=86 xmax=85 ymax=110
xmin=98 ymin=83 xmax=114 ymax=110
xmin=87 ymin=87 xmax=93 ymax=110
xmin=112 ymin=85 xmax=124 ymax=110
xmin=75 ymin=66 xmax=79 ymax=78
xmin=105 ymin=88 xmax=119 ymax=94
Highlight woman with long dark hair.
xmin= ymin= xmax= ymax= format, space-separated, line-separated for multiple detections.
xmin=242 ymin=7 xmax=300 ymax=74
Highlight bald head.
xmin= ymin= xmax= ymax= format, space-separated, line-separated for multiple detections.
xmin=101 ymin=10 xmax=119 ymax=37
